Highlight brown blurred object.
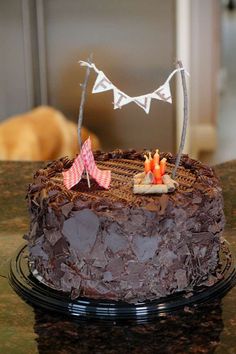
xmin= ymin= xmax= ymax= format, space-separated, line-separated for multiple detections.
xmin=0 ymin=106 xmax=100 ymax=161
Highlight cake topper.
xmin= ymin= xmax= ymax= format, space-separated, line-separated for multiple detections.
xmin=134 ymin=60 xmax=188 ymax=193
xmin=63 ymin=58 xmax=189 ymax=193
xmin=133 ymin=151 xmax=179 ymax=194
xmin=62 ymin=136 xmax=111 ymax=190
xmin=172 ymin=60 xmax=189 ymax=179
xmin=79 ymin=59 xmax=189 ymax=194
xmin=77 ymin=54 xmax=93 ymax=187
xmin=62 ymin=54 xmax=111 ymax=191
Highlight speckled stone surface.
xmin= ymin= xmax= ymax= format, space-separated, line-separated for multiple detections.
xmin=0 ymin=160 xmax=235 ymax=354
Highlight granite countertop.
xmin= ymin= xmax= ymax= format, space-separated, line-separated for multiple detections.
xmin=0 ymin=160 xmax=235 ymax=354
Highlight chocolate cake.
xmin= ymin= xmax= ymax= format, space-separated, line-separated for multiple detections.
xmin=25 ymin=150 xmax=225 ymax=303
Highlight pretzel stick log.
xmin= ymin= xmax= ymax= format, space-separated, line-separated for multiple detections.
xmin=162 ymin=174 xmax=179 ymax=192
xmin=133 ymin=184 xmax=168 ymax=194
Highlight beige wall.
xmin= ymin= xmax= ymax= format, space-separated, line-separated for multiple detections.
xmin=0 ymin=0 xmax=221 ymax=156
xmin=190 ymin=0 xmax=220 ymax=126
xmin=189 ymin=0 xmax=220 ymax=157
xmin=0 ymin=0 xmax=32 ymax=118
xmin=43 ymin=0 xmax=176 ymax=151
xmin=0 ymin=0 xmax=176 ymax=152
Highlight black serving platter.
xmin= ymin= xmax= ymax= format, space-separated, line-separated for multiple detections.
xmin=9 ymin=241 xmax=236 ymax=322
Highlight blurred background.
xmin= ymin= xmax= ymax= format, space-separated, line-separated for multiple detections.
xmin=0 ymin=0 xmax=235 ymax=164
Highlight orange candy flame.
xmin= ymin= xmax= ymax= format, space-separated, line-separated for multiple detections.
xmin=143 ymin=151 xmax=167 ymax=185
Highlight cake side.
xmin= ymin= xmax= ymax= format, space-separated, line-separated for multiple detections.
xmin=25 ymin=150 xmax=225 ymax=303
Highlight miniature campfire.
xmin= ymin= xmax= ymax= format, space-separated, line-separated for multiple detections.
xmin=133 ymin=150 xmax=178 ymax=194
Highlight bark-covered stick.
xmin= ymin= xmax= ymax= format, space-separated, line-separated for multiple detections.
xmin=78 ymin=54 xmax=93 ymax=187
xmin=78 ymin=54 xmax=93 ymax=148
xmin=172 ymin=60 xmax=189 ymax=179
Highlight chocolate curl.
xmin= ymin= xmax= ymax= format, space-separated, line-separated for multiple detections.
xmin=172 ymin=60 xmax=189 ymax=179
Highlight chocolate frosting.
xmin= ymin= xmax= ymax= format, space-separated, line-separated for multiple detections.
xmin=25 ymin=150 xmax=225 ymax=303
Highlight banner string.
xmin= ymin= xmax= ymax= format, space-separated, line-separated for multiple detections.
xmin=79 ymin=60 xmax=189 ymax=114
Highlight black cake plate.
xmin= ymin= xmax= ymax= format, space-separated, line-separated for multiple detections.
xmin=9 ymin=241 xmax=236 ymax=322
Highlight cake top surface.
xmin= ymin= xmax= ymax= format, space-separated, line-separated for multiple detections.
xmin=28 ymin=149 xmax=220 ymax=215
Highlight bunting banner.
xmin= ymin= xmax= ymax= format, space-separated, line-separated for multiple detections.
xmin=80 ymin=61 xmax=189 ymax=114
xmin=63 ymin=137 xmax=111 ymax=190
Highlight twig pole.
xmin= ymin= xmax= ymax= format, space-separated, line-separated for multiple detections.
xmin=172 ymin=60 xmax=189 ymax=179
xmin=78 ymin=53 xmax=93 ymax=188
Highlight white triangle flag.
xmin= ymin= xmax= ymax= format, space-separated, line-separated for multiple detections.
xmin=113 ymin=88 xmax=132 ymax=109
xmin=152 ymin=82 xmax=172 ymax=104
xmin=133 ymin=95 xmax=152 ymax=114
xmin=92 ymin=71 xmax=113 ymax=93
